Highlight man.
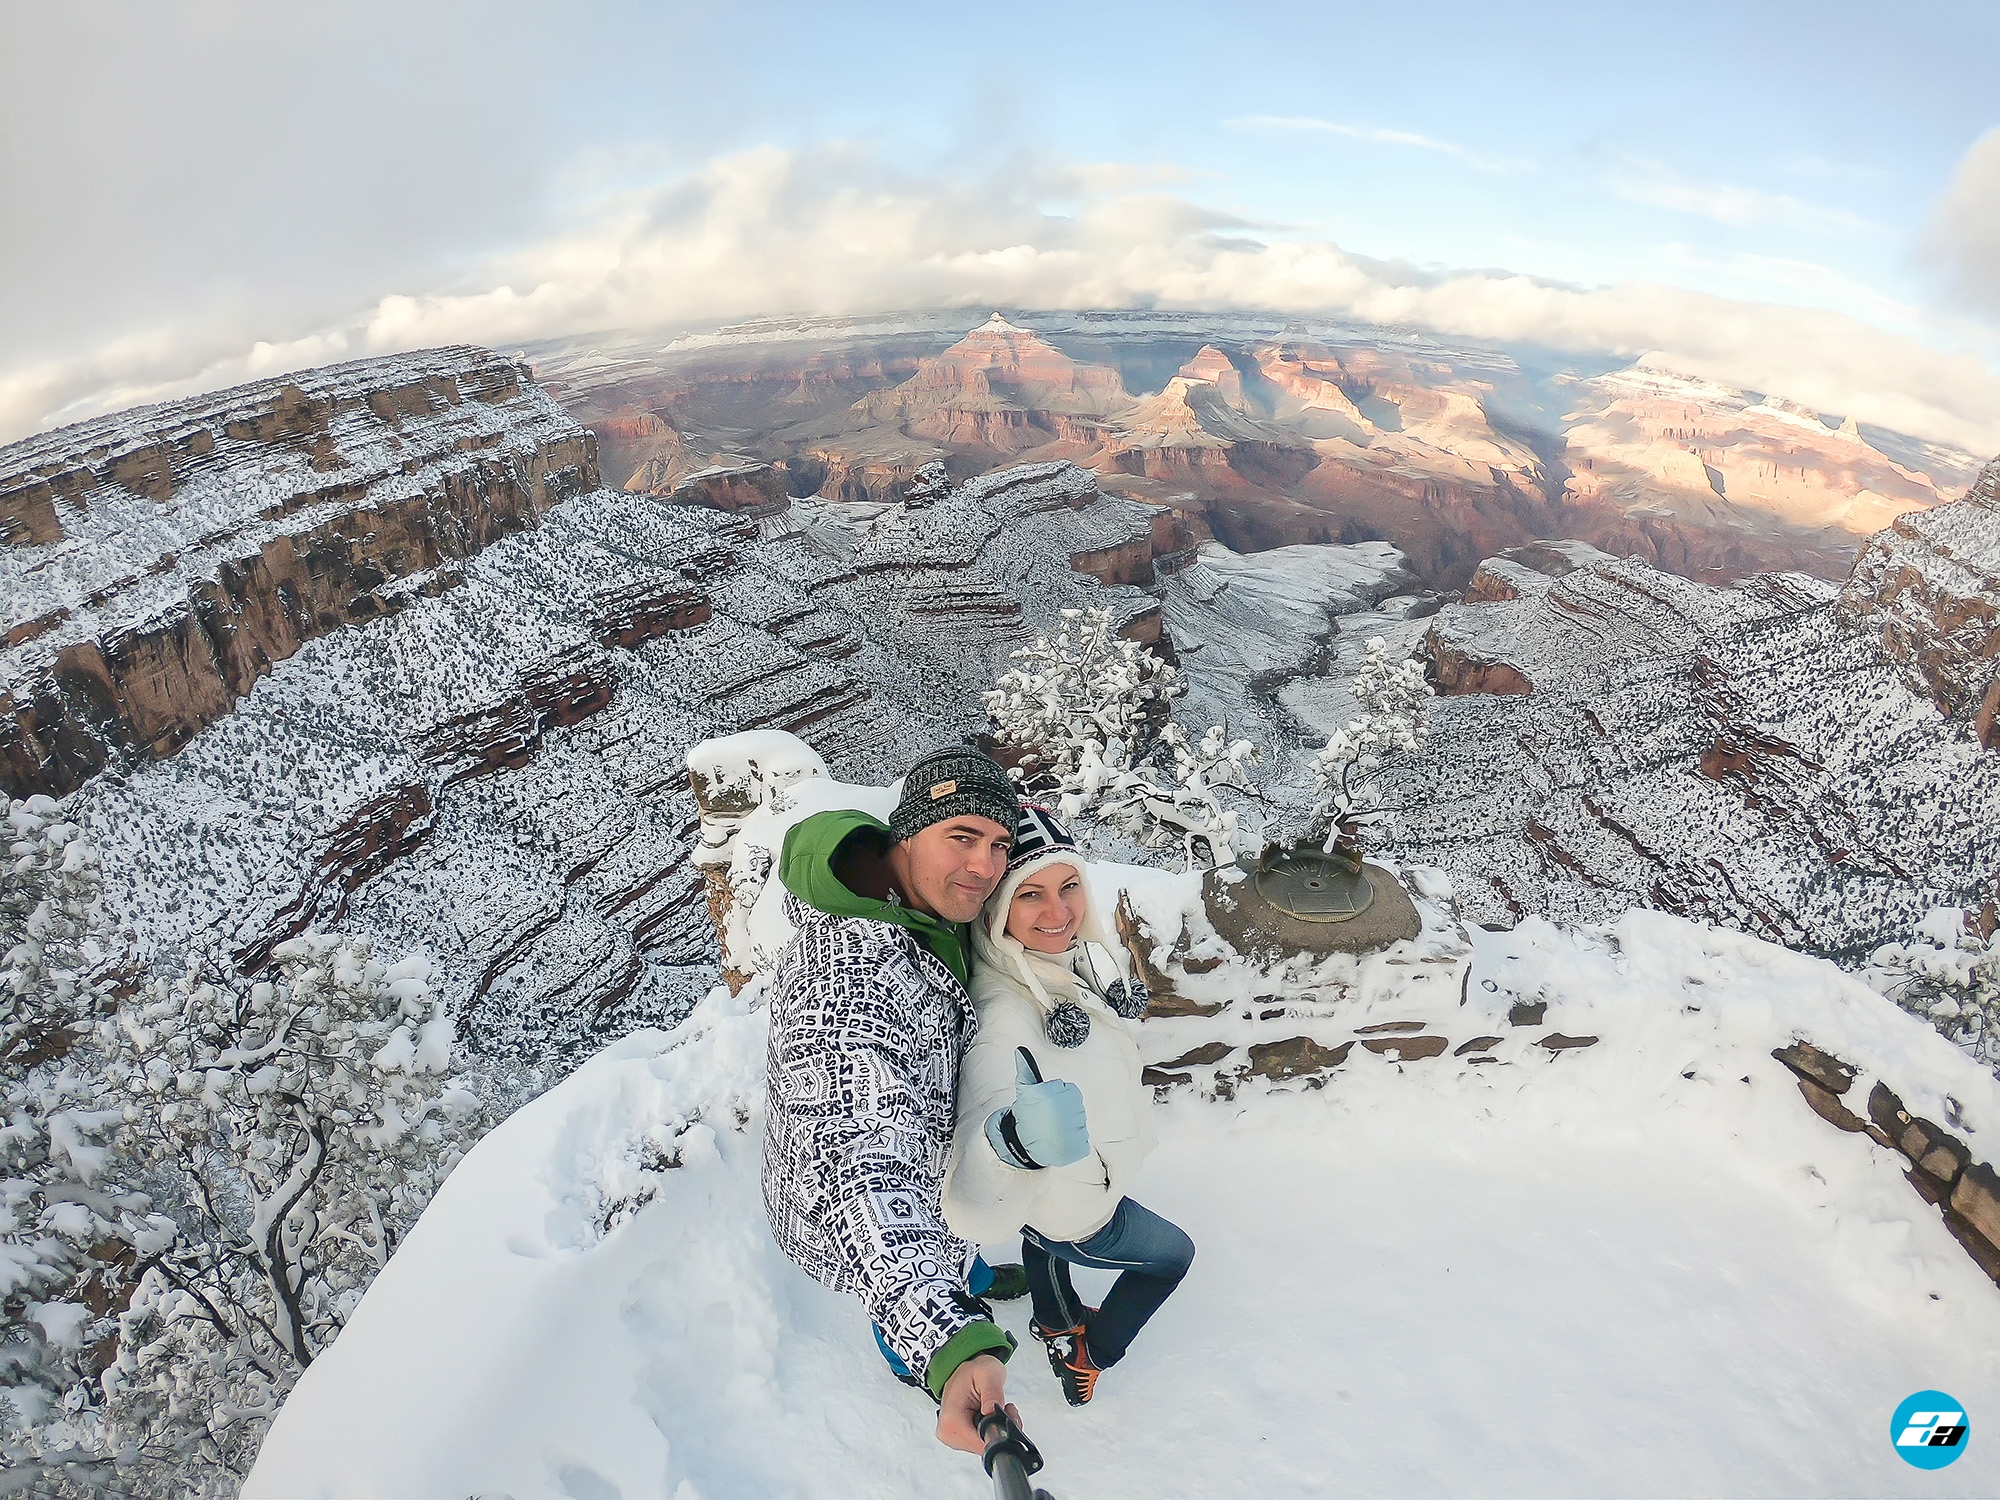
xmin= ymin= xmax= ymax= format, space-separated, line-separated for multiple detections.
xmin=763 ymin=745 xmax=1057 ymax=1452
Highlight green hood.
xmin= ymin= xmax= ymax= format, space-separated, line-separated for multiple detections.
xmin=778 ymin=808 xmax=971 ymax=988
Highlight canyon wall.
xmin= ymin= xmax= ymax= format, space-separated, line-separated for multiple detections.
xmin=522 ymin=313 xmax=1983 ymax=596
xmin=1388 ymin=460 xmax=2000 ymax=954
xmin=1836 ymin=458 xmax=2000 ymax=746
xmin=1 ymin=349 xmax=596 ymax=799
xmin=23 ymin=354 xmax=1210 ymax=1066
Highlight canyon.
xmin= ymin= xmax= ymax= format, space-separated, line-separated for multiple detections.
xmin=3 ymin=335 xmax=1992 ymax=1079
xmin=528 ymin=309 xmax=1981 ymax=592
xmin=1377 ymin=454 xmax=2000 ymax=954
xmin=6 ymin=347 xmax=1392 ymax=1066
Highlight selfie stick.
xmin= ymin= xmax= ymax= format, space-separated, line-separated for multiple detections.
xmin=978 ymin=1408 xmax=1055 ymax=1500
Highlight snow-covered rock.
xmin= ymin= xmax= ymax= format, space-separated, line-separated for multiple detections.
xmin=1391 ymin=508 xmax=1999 ymax=955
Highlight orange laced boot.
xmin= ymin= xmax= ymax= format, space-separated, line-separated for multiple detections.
xmin=1030 ymin=1319 xmax=1102 ymax=1406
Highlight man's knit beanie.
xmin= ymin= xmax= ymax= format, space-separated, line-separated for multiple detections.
xmin=888 ymin=745 xmax=1022 ymax=844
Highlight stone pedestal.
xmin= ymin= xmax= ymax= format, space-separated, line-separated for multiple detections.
xmin=1200 ymin=848 xmax=1420 ymax=960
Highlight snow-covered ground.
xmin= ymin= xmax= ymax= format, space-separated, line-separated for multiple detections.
xmin=246 ymin=872 xmax=1999 ymax=1499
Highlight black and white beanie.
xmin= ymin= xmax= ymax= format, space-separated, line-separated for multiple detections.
xmin=1005 ymin=801 xmax=1078 ymax=876
xmin=981 ymin=803 xmax=1107 ymax=953
xmin=887 ymin=745 xmax=1022 ymax=845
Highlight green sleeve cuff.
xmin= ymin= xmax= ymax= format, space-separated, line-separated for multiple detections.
xmin=923 ymin=1320 xmax=1016 ymax=1400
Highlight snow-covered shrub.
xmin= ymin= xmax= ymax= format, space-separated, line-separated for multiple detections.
xmin=0 ymin=796 xmax=491 ymax=1497
xmin=1863 ymin=908 xmax=2000 ymax=1070
xmin=984 ymin=607 xmax=1185 ymax=791
xmin=985 ymin=609 xmax=1262 ymax=866
xmin=0 ymin=797 xmax=131 ymax=1489
xmin=1066 ymin=723 xmax=1262 ymax=869
xmin=1307 ymin=637 xmax=1434 ymax=854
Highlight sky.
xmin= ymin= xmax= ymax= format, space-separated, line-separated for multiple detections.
xmin=2 ymin=0 xmax=1998 ymax=450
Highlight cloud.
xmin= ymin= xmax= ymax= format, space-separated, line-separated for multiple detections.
xmin=5 ymin=144 xmax=1997 ymax=458
xmin=1919 ymin=127 xmax=2000 ymax=318
xmin=1654 ymin=244 xmax=1927 ymax=330
xmin=1227 ymin=115 xmax=1534 ymax=175
xmin=1605 ymin=159 xmax=1884 ymax=238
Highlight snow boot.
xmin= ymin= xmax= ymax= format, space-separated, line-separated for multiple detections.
xmin=1030 ymin=1318 xmax=1102 ymax=1406
xmin=981 ymin=1262 xmax=1030 ymax=1301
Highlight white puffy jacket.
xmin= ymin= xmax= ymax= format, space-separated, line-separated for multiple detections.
xmin=942 ymin=858 xmax=1157 ymax=1245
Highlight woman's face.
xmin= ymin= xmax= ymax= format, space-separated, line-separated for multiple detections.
xmin=1004 ymin=863 xmax=1085 ymax=954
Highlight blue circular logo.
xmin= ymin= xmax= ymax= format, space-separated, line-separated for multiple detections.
xmin=1892 ymin=1390 xmax=1970 ymax=1469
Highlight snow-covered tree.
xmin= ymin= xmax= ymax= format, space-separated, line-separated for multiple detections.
xmin=1307 ymin=637 xmax=1434 ymax=856
xmin=1067 ymin=723 xmax=1262 ymax=869
xmin=984 ymin=607 xmax=1185 ymax=791
xmin=1863 ymin=908 xmax=2000 ymax=1070
xmin=985 ymin=610 xmax=1263 ymax=866
xmin=0 ymin=796 xmax=491 ymax=1497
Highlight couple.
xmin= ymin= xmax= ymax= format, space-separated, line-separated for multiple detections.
xmin=761 ymin=746 xmax=1194 ymax=1452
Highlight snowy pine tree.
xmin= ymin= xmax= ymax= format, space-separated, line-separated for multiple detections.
xmin=0 ymin=797 xmax=492 ymax=1497
xmin=1307 ymin=637 xmax=1434 ymax=856
xmin=983 ymin=607 xmax=1185 ymax=791
xmin=1863 ymin=908 xmax=2000 ymax=1071
xmin=1081 ymin=723 xmax=1263 ymax=869
xmin=985 ymin=610 xmax=1262 ymax=867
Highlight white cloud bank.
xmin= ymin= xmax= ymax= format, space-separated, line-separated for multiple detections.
xmin=1921 ymin=126 xmax=2000 ymax=321
xmin=5 ymin=145 xmax=1998 ymax=457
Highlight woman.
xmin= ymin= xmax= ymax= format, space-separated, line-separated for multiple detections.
xmin=943 ymin=803 xmax=1194 ymax=1406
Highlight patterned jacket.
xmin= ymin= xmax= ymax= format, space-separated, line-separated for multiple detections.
xmin=761 ymin=810 xmax=1013 ymax=1397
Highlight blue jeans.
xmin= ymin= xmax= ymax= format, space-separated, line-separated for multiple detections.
xmin=1023 ymin=1198 xmax=1193 ymax=1367
xmin=873 ymin=1253 xmax=1001 ymax=1380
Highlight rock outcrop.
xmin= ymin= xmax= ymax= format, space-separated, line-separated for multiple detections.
xmin=522 ymin=312 xmax=1986 ymax=595
xmin=1563 ymin=367 xmax=1954 ymax=538
xmin=855 ymin=314 xmax=1130 ymax=458
xmin=1836 ymin=456 xmax=2000 ymax=745
xmin=669 ymin=462 xmax=791 ymax=515
xmin=1389 ymin=475 xmax=2000 ymax=953
xmin=1 ymin=348 xmax=596 ymax=799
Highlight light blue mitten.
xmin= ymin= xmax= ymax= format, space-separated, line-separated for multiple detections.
xmin=986 ymin=1046 xmax=1089 ymax=1170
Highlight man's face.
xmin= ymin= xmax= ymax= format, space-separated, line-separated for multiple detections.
xmin=892 ymin=816 xmax=1014 ymax=923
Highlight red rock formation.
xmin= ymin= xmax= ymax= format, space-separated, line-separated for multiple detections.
xmin=669 ymin=462 xmax=791 ymax=515
xmin=594 ymin=407 xmax=694 ymax=494
xmin=1564 ymin=369 xmax=1953 ymax=537
xmin=1068 ymin=536 xmax=1154 ymax=587
xmin=858 ymin=314 xmax=1130 ymax=456
xmin=416 ymin=646 xmax=620 ymax=787
xmin=1426 ymin=632 xmax=1535 ymax=696
xmin=593 ymin=581 xmax=714 ymax=648
xmin=798 ymin=440 xmax=948 ymax=505
xmin=1177 ymin=346 xmax=1247 ymax=410
xmin=236 ymin=781 xmax=438 ymax=971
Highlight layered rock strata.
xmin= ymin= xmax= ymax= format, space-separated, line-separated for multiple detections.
xmin=1836 ymin=458 xmax=2000 ymax=746
xmin=33 ymin=355 xmax=1248 ymax=1065
xmin=1 ymin=349 xmax=595 ymax=798
xmin=529 ymin=311 xmax=1986 ymax=595
xmin=1384 ymin=466 xmax=2000 ymax=953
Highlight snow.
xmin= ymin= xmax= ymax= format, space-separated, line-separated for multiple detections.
xmin=248 ymin=882 xmax=2000 ymax=1499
